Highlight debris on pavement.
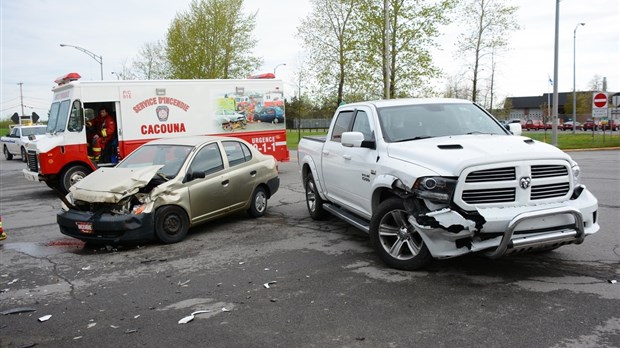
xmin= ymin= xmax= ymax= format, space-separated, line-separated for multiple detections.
xmin=38 ymin=315 xmax=52 ymax=322
xmin=87 ymin=323 xmax=97 ymax=328
xmin=177 ymin=279 xmax=191 ymax=287
xmin=178 ymin=310 xmax=211 ymax=324
xmin=7 ymin=278 xmax=18 ymax=285
xmin=263 ymin=281 xmax=277 ymax=289
xmin=609 ymin=280 xmax=618 ymax=284
xmin=81 ymin=266 xmax=92 ymax=271
xmin=222 ymin=308 xmax=231 ymax=312
xmin=125 ymin=329 xmax=137 ymax=334
xmin=1 ymin=307 xmax=36 ymax=315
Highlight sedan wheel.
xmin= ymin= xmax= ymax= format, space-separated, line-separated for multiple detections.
xmin=248 ymin=186 xmax=268 ymax=218
xmin=155 ymin=205 xmax=189 ymax=244
xmin=369 ymin=198 xmax=432 ymax=270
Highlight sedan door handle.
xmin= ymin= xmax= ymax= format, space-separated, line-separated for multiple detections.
xmin=221 ymin=179 xmax=229 ymax=186
xmin=343 ymin=154 xmax=351 ymax=160
xmin=250 ymin=170 xmax=257 ymax=176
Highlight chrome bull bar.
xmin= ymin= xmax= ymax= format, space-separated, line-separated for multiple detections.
xmin=485 ymin=206 xmax=585 ymax=259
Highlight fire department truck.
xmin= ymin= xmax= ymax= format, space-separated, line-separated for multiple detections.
xmin=23 ymin=73 xmax=289 ymax=194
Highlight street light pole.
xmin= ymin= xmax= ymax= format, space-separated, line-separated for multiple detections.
xmin=552 ymin=0 xmax=560 ymax=146
xmin=572 ymin=23 xmax=585 ymax=134
xmin=273 ymin=63 xmax=287 ymax=76
xmin=60 ymin=44 xmax=103 ymax=80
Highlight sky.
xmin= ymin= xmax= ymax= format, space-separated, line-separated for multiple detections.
xmin=1 ymin=0 xmax=618 ymax=120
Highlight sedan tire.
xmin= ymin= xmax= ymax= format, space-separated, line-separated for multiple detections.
xmin=248 ymin=186 xmax=268 ymax=218
xmin=369 ymin=198 xmax=432 ymax=271
xmin=155 ymin=205 xmax=189 ymax=244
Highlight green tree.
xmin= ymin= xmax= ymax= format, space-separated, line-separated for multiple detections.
xmin=297 ymin=0 xmax=358 ymax=108
xmin=131 ymin=40 xmax=170 ymax=79
xmin=166 ymin=0 xmax=261 ymax=79
xmin=355 ymin=0 xmax=455 ymax=98
xmin=456 ymin=0 xmax=520 ymax=103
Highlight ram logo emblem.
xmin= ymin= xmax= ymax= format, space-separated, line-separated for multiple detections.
xmin=519 ymin=176 xmax=531 ymax=190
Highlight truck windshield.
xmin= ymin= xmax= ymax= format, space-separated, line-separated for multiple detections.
xmin=46 ymin=100 xmax=71 ymax=133
xmin=377 ymin=103 xmax=508 ymax=142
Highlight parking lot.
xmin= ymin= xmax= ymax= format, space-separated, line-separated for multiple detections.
xmin=1 ymin=150 xmax=619 ymax=347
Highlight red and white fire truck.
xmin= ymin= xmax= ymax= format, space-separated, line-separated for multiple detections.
xmin=23 ymin=73 xmax=289 ymax=193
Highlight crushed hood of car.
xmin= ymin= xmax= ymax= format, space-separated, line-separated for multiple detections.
xmin=69 ymin=165 xmax=163 ymax=203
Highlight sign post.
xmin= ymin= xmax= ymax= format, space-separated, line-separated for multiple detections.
xmin=592 ymin=92 xmax=608 ymax=118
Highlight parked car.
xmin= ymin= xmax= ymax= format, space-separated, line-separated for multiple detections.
xmin=255 ymin=106 xmax=285 ymax=124
xmin=600 ymin=119 xmax=619 ymax=131
xmin=582 ymin=119 xmax=599 ymax=131
xmin=57 ymin=136 xmax=280 ymax=244
xmin=561 ymin=121 xmax=583 ymax=131
xmin=1 ymin=124 xmax=47 ymax=162
xmin=524 ymin=120 xmax=544 ymax=131
xmin=543 ymin=121 xmax=553 ymax=130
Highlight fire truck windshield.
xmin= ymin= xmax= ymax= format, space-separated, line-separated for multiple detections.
xmin=46 ymin=100 xmax=71 ymax=133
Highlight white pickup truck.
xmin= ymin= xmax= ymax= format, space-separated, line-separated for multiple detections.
xmin=1 ymin=125 xmax=47 ymax=162
xmin=297 ymin=98 xmax=599 ymax=270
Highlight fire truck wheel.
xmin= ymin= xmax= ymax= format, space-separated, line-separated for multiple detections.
xmin=61 ymin=165 xmax=92 ymax=194
xmin=3 ymin=145 xmax=13 ymax=160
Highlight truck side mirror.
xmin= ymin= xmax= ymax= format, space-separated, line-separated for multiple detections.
xmin=341 ymin=131 xmax=365 ymax=148
xmin=506 ymin=123 xmax=522 ymax=136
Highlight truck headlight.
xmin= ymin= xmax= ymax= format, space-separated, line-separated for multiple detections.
xmin=571 ymin=163 xmax=581 ymax=186
xmin=413 ymin=177 xmax=457 ymax=203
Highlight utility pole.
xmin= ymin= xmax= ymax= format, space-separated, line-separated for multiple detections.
xmin=383 ymin=0 xmax=390 ymax=99
xmin=18 ymin=82 xmax=25 ymax=124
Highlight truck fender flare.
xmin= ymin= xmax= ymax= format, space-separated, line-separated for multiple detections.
xmin=300 ymin=155 xmax=328 ymax=201
xmin=370 ymin=174 xmax=403 ymax=211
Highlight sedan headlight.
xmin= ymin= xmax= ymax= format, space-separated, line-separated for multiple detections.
xmin=412 ymin=177 xmax=457 ymax=203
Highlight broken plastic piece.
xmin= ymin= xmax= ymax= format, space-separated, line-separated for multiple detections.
xmin=81 ymin=266 xmax=92 ymax=271
xmin=178 ymin=310 xmax=210 ymax=324
xmin=263 ymin=281 xmax=277 ymax=289
xmin=222 ymin=308 xmax=231 ymax=312
xmin=87 ymin=323 xmax=96 ymax=328
xmin=38 ymin=315 xmax=52 ymax=322
xmin=1 ymin=307 xmax=36 ymax=315
xmin=7 ymin=279 xmax=18 ymax=285
xmin=177 ymin=279 xmax=191 ymax=287
xmin=125 ymin=329 xmax=137 ymax=334
xmin=609 ymin=280 xmax=618 ymax=284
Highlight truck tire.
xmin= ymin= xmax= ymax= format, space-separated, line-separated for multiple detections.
xmin=3 ymin=145 xmax=13 ymax=160
xmin=155 ymin=205 xmax=189 ymax=244
xmin=60 ymin=165 xmax=92 ymax=194
xmin=247 ymin=186 xmax=268 ymax=218
xmin=304 ymin=173 xmax=329 ymax=220
xmin=21 ymin=147 xmax=27 ymax=163
xmin=369 ymin=198 xmax=432 ymax=271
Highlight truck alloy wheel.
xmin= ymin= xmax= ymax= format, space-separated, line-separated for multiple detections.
xmin=3 ymin=146 xmax=13 ymax=160
xmin=304 ymin=174 xmax=329 ymax=220
xmin=369 ymin=198 xmax=431 ymax=271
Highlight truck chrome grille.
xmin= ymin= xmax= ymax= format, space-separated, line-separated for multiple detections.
xmin=466 ymin=167 xmax=515 ymax=182
xmin=462 ymin=188 xmax=516 ymax=204
xmin=531 ymin=165 xmax=568 ymax=178
xmin=456 ymin=160 xmax=572 ymax=209
xmin=27 ymin=150 xmax=38 ymax=172
xmin=531 ymin=183 xmax=570 ymax=200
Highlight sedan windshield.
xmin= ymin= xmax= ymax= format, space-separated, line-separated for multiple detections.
xmin=377 ymin=103 xmax=507 ymax=142
xmin=21 ymin=126 xmax=47 ymax=136
xmin=117 ymin=144 xmax=193 ymax=179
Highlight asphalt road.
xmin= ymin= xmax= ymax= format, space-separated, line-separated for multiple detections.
xmin=1 ymin=149 xmax=619 ymax=348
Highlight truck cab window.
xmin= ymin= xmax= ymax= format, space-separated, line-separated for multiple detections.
xmin=67 ymin=100 xmax=84 ymax=132
xmin=331 ymin=111 xmax=354 ymax=142
xmin=352 ymin=111 xmax=373 ymax=141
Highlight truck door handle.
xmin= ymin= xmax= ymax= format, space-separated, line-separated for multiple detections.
xmin=221 ymin=179 xmax=229 ymax=186
xmin=250 ymin=170 xmax=257 ymax=176
xmin=322 ymin=150 xmax=330 ymax=156
xmin=343 ymin=154 xmax=351 ymax=160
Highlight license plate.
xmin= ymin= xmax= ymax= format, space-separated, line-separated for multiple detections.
xmin=76 ymin=222 xmax=93 ymax=234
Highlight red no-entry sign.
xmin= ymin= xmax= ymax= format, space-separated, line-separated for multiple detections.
xmin=593 ymin=93 xmax=608 ymax=108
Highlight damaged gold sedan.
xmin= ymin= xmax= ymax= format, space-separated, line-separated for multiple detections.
xmin=57 ymin=136 xmax=280 ymax=244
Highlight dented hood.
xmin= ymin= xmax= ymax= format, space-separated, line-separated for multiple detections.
xmin=386 ymin=135 xmax=571 ymax=176
xmin=69 ymin=165 xmax=163 ymax=203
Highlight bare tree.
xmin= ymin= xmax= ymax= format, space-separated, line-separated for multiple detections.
xmin=131 ymin=41 xmax=169 ymax=79
xmin=456 ymin=0 xmax=520 ymax=103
